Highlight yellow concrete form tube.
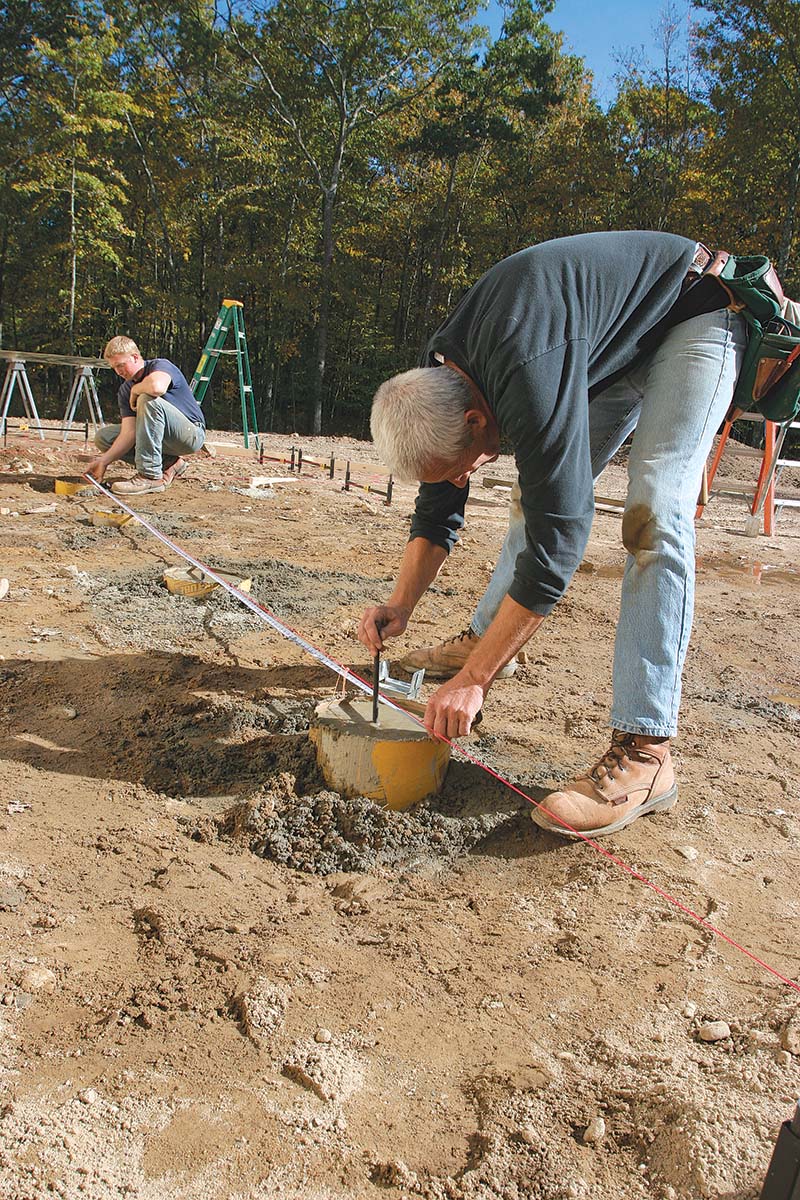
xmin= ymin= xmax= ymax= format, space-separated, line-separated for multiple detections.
xmin=310 ymin=697 xmax=451 ymax=811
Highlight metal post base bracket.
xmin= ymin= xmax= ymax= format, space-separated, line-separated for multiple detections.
xmin=378 ymin=660 xmax=424 ymax=701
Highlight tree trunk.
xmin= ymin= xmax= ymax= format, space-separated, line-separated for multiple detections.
xmin=422 ymin=154 xmax=459 ymax=333
xmin=68 ymin=157 xmax=77 ymax=354
xmin=777 ymin=143 xmax=800 ymax=275
xmin=312 ymin=184 xmax=336 ymax=436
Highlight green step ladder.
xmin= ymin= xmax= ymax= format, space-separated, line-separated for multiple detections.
xmin=191 ymin=299 xmax=259 ymax=448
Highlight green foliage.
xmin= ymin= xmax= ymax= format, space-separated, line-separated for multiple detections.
xmin=694 ymin=0 xmax=800 ymax=283
xmin=0 ymin=0 xmax=797 ymax=429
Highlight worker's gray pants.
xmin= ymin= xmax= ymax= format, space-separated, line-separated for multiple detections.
xmin=95 ymin=394 xmax=205 ymax=477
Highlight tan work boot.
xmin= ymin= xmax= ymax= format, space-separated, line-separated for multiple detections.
xmin=162 ymin=456 xmax=189 ymax=486
xmin=399 ymin=628 xmax=517 ymax=680
xmin=531 ymin=731 xmax=677 ymax=839
xmin=111 ymin=473 xmax=166 ymax=496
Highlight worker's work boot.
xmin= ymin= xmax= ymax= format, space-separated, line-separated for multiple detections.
xmin=111 ymin=473 xmax=166 ymax=496
xmin=399 ymin=628 xmax=517 ymax=680
xmin=162 ymin=457 xmax=189 ymax=486
xmin=531 ymin=731 xmax=677 ymax=839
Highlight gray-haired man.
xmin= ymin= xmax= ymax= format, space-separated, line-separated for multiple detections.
xmin=358 ymin=231 xmax=746 ymax=840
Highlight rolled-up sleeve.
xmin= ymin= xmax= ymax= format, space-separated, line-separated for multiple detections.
xmin=409 ymin=480 xmax=468 ymax=552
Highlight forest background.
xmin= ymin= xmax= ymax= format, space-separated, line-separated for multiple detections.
xmin=1 ymin=0 xmax=798 ymax=436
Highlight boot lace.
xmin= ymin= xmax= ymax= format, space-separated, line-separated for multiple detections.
xmin=586 ymin=731 xmax=636 ymax=783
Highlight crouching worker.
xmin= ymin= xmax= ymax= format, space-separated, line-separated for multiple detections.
xmin=86 ymin=336 xmax=207 ymax=496
xmin=358 ymin=231 xmax=747 ymax=840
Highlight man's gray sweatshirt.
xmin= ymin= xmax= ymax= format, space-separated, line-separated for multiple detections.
xmin=410 ymin=230 xmax=699 ymax=615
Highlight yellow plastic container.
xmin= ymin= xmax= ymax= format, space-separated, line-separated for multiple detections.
xmin=309 ymin=695 xmax=450 ymax=811
xmin=163 ymin=566 xmax=253 ymax=598
xmin=90 ymin=509 xmax=132 ymax=527
xmin=55 ymin=477 xmax=94 ymax=496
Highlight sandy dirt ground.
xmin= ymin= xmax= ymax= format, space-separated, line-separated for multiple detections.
xmin=0 ymin=425 xmax=799 ymax=1200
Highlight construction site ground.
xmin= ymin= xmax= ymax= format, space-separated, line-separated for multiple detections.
xmin=0 ymin=428 xmax=799 ymax=1200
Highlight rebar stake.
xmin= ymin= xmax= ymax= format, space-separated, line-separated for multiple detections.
xmin=372 ymin=649 xmax=380 ymax=724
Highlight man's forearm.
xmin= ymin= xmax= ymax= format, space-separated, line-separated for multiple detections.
xmin=461 ymin=594 xmax=546 ymax=686
xmin=387 ymin=538 xmax=449 ymax=616
xmin=130 ymin=370 xmax=170 ymax=401
xmin=103 ymin=427 xmax=136 ymax=463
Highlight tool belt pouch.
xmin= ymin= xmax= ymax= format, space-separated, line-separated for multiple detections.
xmin=712 ymin=253 xmax=800 ymax=423
xmin=733 ymin=314 xmax=800 ymax=422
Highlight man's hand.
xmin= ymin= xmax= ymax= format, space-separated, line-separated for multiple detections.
xmin=358 ymin=604 xmax=411 ymax=655
xmin=84 ymin=457 xmax=107 ymax=483
xmin=424 ymin=673 xmax=486 ymax=740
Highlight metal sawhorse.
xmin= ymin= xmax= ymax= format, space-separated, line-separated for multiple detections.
xmin=0 ymin=358 xmax=44 ymax=439
xmin=0 ymin=350 xmax=108 ymax=443
xmin=62 ymin=364 xmax=105 ymax=439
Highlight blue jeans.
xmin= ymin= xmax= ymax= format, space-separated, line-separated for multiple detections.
xmin=472 ymin=308 xmax=747 ymax=737
xmin=95 ymin=394 xmax=205 ymax=477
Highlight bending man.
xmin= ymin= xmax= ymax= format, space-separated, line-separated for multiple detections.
xmin=358 ymin=231 xmax=746 ymax=839
xmin=87 ymin=336 xmax=208 ymax=496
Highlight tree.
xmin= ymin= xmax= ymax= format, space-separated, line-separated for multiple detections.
xmin=608 ymin=2 xmax=715 ymax=234
xmin=228 ymin=0 xmax=480 ymax=433
xmin=11 ymin=9 xmax=134 ymax=352
xmin=0 ymin=0 xmax=78 ymax=345
xmin=399 ymin=0 xmax=565 ymax=334
xmin=694 ymin=0 xmax=800 ymax=281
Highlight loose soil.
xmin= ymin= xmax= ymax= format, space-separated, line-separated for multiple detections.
xmin=0 ymin=429 xmax=799 ymax=1200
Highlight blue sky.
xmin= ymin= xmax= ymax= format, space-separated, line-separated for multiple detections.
xmin=484 ymin=1 xmax=691 ymax=106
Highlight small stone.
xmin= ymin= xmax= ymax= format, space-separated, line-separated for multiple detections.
xmin=371 ymin=1160 xmax=418 ymax=1189
xmin=314 ymin=1027 xmax=332 ymax=1044
xmin=19 ymin=965 xmax=56 ymax=993
xmin=698 ymin=1020 xmax=731 ymax=1042
xmin=682 ymin=1001 xmax=697 ymax=1019
xmin=777 ymin=1050 xmax=792 ymax=1067
xmin=78 ymin=1088 xmax=98 ymax=1105
xmin=780 ymin=1015 xmax=800 ymax=1056
xmin=676 ymin=845 xmax=699 ymax=861
xmin=2 ymin=993 xmax=14 ymax=1006
xmin=582 ymin=1116 xmax=606 ymax=1145
xmin=0 ymin=886 xmax=24 ymax=911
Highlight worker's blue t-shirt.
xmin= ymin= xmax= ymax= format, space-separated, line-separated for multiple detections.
xmin=410 ymin=230 xmax=701 ymax=616
xmin=117 ymin=358 xmax=205 ymax=427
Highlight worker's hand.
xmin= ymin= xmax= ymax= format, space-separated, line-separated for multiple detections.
xmin=424 ymin=674 xmax=486 ymax=740
xmin=358 ymin=604 xmax=410 ymax=655
xmin=84 ymin=457 xmax=107 ymax=483
xmin=129 ymin=394 xmax=138 ymax=411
